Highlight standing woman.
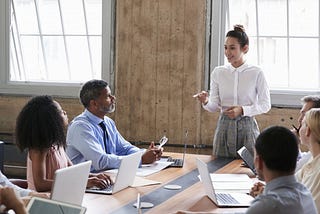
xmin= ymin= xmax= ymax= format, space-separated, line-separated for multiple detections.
xmin=15 ymin=95 xmax=111 ymax=192
xmin=195 ymin=25 xmax=271 ymax=157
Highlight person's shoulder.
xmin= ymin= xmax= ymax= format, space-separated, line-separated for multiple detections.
xmin=246 ymin=64 xmax=263 ymax=72
xmin=68 ymin=114 xmax=94 ymax=130
xmin=247 ymin=194 xmax=279 ymax=214
xmin=213 ymin=64 xmax=228 ymax=72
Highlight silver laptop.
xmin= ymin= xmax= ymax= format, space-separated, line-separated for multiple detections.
xmin=162 ymin=131 xmax=188 ymax=167
xmin=196 ymin=158 xmax=254 ymax=207
xmin=86 ymin=151 xmax=143 ymax=195
xmin=51 ymin=161 xmax=91 ymax=206
xmin=237 ymin=146 xmax=257 ymax=175
xmin=27 ymin=197 xmax=86 ymax=214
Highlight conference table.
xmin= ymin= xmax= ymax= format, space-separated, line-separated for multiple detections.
xmin=82 ymin=152 xmax=256 ymax=214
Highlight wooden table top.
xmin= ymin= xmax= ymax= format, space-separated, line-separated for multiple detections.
xmin=82 ymin=152 xmax=255 ymax=214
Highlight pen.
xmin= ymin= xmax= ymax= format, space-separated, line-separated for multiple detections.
xmin=158 ymin=136 xmax=168 ymax=149
xmin=292 ymin=124 xmax=300 ymax=132
xmin=193 ymin=93 xmax=201 ymax=98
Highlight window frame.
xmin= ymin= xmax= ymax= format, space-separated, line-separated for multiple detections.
xmin=205 ymin=0 xmax=320 ymax=107
xmin=0 ymin=0 xmax=115 ymax=97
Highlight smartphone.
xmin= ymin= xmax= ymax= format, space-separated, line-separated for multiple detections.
xmin=158 ymin=136 xmax=168 ymax=149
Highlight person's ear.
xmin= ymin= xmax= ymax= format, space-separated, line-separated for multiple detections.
xmin=89 ymin=99 xmax=98 ymax=110
xmin=242 ymin=44 xmax=249 ymax=54
xmin=255 ymin=154 xmax=263 ymax=171
xmin=306 ymin=126 xmax=311 ymax=137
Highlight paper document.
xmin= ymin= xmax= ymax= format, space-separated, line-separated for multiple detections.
xmin=198 ymin=173 xmax=254 ymax=193
xmin=104 ymin=160 xmax=172 ymax=177
xmin=210 ymin=173 xmax=252 ymax=182
xmin=137 ymin=161 xmax=173 ymax=177
xmin=131 ymin=176 xmax=161 ymax=187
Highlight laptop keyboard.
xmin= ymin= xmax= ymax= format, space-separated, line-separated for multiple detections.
xmin=89 ymin=184 xmax=113 ymax=192
xmin=167 ymin=157 xmax=183 ymax=166
xmin=217 ymin=193 xmax=239 ymax=204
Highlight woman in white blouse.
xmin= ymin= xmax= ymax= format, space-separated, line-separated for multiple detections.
xmin=195 ymin=25 xmax=271 ymax=158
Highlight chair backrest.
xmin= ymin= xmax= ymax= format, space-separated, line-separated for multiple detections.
xmin=0 ymin=141 xmax=4 ymax=172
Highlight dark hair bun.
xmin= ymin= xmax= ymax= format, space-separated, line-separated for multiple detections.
xmin=234 ymin=24 xmax=245 ymax=33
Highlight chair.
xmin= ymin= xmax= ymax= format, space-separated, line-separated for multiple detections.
xmin=0 ymin=141 xmax=4 ymax=172
xmin=9 ymin=178 xmax=28 ymax=189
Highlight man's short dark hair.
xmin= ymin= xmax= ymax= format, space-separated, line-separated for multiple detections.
xmin=301 ymin=95 xmax=320 ymax=108
xmin=255 ymin=126 xmax=298 ymax=172
xmin=80 ymin=79 xmax=109 ymax=108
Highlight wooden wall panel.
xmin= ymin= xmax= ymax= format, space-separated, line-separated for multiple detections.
xmin=115 ymin=0 xmax=207 ymax=144
xmin=166 ymin=0 xmax=185 ymax=144
xmin=182 ymin=0 xmax=206 ymax=146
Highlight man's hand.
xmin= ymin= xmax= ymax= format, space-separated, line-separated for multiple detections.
xmin=249 ymin=182 xmax=265 ymax=197
xmin=141 ymin=142 xmax=163 ymax=164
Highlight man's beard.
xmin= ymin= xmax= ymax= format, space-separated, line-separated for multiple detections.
xmin=103 ymin=103 xmax=115 ymax=114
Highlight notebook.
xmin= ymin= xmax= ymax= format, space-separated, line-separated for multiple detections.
xmin=86 ymin=151 xmax=143 ymax=195
xmin=196 ymin=158 xmax=254 ymax=207
xmin=51 ymin=161 xmax=91 ymax=206
xmin=27 ymin=197 xmax=86 ymax=214
xmin=162 ymin=131 xmax=188 ymax=168
xmin=237 ymin=146 xmax=256 ymax=175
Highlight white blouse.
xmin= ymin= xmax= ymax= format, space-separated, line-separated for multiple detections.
xmin=203 ymin=62 xmax=271 ymax=117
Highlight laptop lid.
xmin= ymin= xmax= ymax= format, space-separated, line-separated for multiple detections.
xmin=27 ymin=197 xmax=86 ymax=214
xmin=237 ymin=146 xmax=256 ymax=175
xmin=51 ymin=160 xmax=91 ymax=206
xmin=86 ymin=150 xmax=143 ymax=194
xmin=196 ymin=158 xmax=253 ymax=207
xmin=165 ymin=130 xmax=188 ymax=167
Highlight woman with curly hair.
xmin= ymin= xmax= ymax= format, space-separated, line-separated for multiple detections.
xmin=15 ymin=95 xmax=111 ymax=192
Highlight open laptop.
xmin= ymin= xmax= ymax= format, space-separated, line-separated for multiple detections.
xmin=27 ymin=197 xmax=86 ymax=214
xmin=86 ymin=151 xmax=143 ymax=195
xmin=237 ymin=146 xmax=256 ymax=175
xmin=196 ymin=158 xmax=254 ymax=207
xmin=162 ymin=131 xmax=188 ymax=167
xmin=51 ymin=160 xmax=91 ymax=206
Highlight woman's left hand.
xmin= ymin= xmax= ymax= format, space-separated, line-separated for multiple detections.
xmin=223 ymin=106 xmax=243 ymax=119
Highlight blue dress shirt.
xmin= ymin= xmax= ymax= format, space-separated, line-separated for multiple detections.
xmin=246 ymin=175 xmax=317 ymax=214
xmin=66 ymin=109 xmax=140 ymax=172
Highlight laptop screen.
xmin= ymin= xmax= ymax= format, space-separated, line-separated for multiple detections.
xmin=27 ymin=197 xmax=86 ymax=214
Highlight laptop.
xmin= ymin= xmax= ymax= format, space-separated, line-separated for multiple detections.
xmin=86 ymin=151 xmax=143 ymax=195
xmin=196 ymin=158 xmax=254 ymax=207
xmin=51 ymin=161 xmax=91 ymax=206
xmin=27 ymin=197 xmax=86 ymax=214
xmin=162 ymin=131 xmax=188 ymax=168
xmin=237 ymin=146 xmax=256 ymax=175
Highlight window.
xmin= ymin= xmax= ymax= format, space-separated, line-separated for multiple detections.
xmin=207 ymin=0 xmax=320 ymax=106
xmin=0 ymin=0 xmax=114 ymax=97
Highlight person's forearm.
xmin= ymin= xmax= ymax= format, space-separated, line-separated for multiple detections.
xmin=33 ymin=179 xmax=53 ymax=192
xmin=13 ymin=202 xmax=27 ymax=214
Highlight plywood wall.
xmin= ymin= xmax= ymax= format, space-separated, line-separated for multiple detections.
xmin=115 ymin=0 xmax=206 ymax=145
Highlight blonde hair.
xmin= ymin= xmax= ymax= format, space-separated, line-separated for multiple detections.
xmin=305 ymin=108 xmax=320 ymax=144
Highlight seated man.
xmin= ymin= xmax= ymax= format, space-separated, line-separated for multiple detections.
xmin=66 ymin=79 xmax=162 ymax=172
xmin=246 ymin=126 xmax=317 ymax=214
xmin=292 ymin=95 xmax=320 ymax=171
